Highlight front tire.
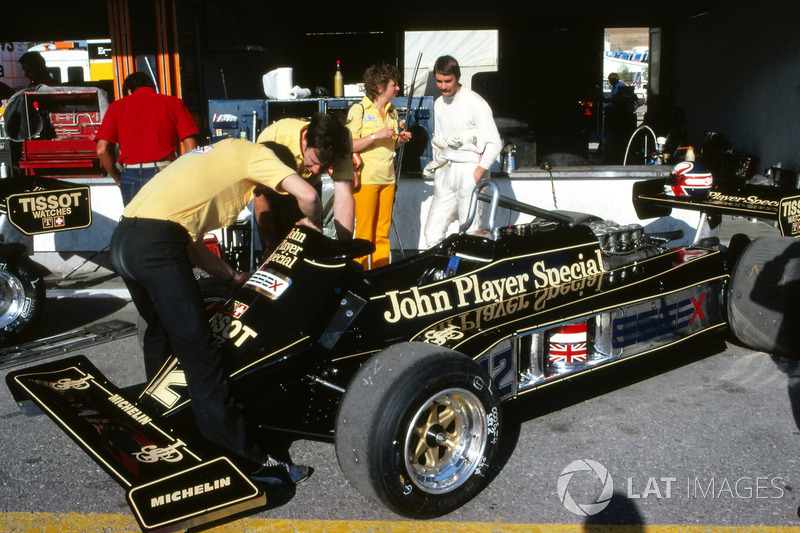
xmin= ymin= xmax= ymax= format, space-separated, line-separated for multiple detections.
xmin=335 ymin=342 xmax=502 ymax=518
xmin=0 ymin=253 xmax=45 ymax=343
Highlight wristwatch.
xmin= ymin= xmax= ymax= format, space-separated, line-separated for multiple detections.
xmin=227 ymin=270 xmax=238 ymax=282
xmin=370 ymin=133 xmax=376 ymax=140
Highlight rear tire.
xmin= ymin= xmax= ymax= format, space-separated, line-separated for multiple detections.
xmin=727 ymin=236 xmax=800 ymax=357
xmin=0 ymin=254 xmax=45 ymax=343
xmin=335 ymin=342 xmax=502 ymax=518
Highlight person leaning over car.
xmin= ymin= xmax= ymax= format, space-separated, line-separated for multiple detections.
xmin=95 ymin=72 xmax=199 ymax=205
xmin=256 ymin=113 xmax=354 ymax=253
xmin=109 ymin=138 xmax=319 ymax=487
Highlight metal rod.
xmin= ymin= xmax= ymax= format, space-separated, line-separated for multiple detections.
xmin=24 ymin=94 xmax=33 ymax=140
xmin=391 ymin=52 xmax=423 ymax=258
xmin=250 ymin=110 xmax=258 ymax=270
xmin=308 ymin=375 xmax=345 ymax=394
xmin=403 ymin=52 xmax=423 ymax=133
xmin=394 ymin=52 xmax=423 ymax=180
xmin=144 ymin=56 xmax=159 ymax=93
xmin=394 ymin=52 xmax=423 ymax=174
xmin=62 ymin=246 xmax=110 ymax=279
xmin=220 ymin=69 xmax=228 ymax=99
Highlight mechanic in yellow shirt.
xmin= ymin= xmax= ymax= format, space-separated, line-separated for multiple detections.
xmin=110 ymin=138 xmax=327 ymax=487
xmin=256 ymin=113 xmax=354 ymax=252
xmin=346 ymin=62 xmax=411 ymax=269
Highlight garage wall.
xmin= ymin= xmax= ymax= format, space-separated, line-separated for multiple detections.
xmin=8 ymin=0 xmax=799 ymax=177
xmin=671 ymin=0 xmax=800 ymax=174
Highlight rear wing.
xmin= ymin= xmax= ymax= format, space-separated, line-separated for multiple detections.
xmin=6 ymin=355 xmax=265 ymax=532
xmin=633 ymin=179 xmax=800 ymax=238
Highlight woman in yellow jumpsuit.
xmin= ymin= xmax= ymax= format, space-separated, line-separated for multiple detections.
xmin=346 ymin=62 xmax=411 ymax=269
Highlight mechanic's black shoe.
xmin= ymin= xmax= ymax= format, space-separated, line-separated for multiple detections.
xmin=250 ymin=456 xmax=313 ymax=487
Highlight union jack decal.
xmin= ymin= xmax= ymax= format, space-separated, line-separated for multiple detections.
xmin=550 ymin=342 xmax=588 ymax=364
xmin=549 ymin=323 xmax=588 ymax=365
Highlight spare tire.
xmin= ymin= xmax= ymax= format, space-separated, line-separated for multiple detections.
xmin=0 ymin=250 xmax=46 ymax=343
xmin=727 ymin=236 xmax=800 ymax=357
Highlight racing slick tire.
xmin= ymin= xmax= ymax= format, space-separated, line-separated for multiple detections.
xmin=727 ymin=236 xmax=800 ymax=357
xmin=136 ymin=270 xmax=233 ymax=349
xmin=334 ymin=342 xmax=502 ymax=518
xmin=0 ymin=247 xmax=45 ymax=343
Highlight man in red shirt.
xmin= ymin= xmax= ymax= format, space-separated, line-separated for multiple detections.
xmin=95 ymin=72 xmax=199 ymax=205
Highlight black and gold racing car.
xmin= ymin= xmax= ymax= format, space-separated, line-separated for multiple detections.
xmin=7 ymin=178 xmax=798 ymax=532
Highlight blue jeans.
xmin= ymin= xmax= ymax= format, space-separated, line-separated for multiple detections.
xmin=119 ymin=165 xmax=161 ymax=206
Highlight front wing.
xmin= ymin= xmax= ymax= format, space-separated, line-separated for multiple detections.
xmin=6 ymin=355 xmax=265 ymax=532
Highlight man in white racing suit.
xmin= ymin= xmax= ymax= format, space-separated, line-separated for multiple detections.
xmin=423 ymin=55 xmax=502 ymax=248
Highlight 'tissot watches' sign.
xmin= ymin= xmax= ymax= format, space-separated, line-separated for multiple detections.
xmin=6 ymin=186 xmax=91 ymax=234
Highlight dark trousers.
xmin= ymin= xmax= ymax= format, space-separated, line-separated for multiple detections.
xmin=110 ymin=216 xmax=265 ymax=464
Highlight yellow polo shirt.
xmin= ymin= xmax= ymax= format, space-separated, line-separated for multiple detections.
xmin=123 ymin=138 xmax=295 ymax=240
xmin=345 ymin=96 xmax=398 ymax=186
xmin=256 ymin=118 xmax=353 ymax=186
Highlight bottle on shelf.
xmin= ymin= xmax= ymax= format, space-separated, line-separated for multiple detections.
xmin=334 ymin=60 xmax=344 ymax=98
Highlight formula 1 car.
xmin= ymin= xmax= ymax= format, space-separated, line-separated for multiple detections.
xmin=6 ymin=178 xmax=799 ymax=532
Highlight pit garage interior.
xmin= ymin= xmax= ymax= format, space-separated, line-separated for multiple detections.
xmin=5 ymin=0 xmax=799 ymax=177
xmin=1 ymin=2 xmax=799 ymax=527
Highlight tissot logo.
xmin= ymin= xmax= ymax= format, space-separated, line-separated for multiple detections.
xmin=7 ymin=186 xmax=91 ymax=235
xmin=16 ymin=191 xmax=84 ymax=218
xmin=782 ymin=198 xmax=800 ymax=218
xmin=780 ymin=197 xmax=800 ymax=235
xmin=210 ymin=313 xmax=258 ymax=347
xmin=149 ymin=476 xmax=232 ymax=508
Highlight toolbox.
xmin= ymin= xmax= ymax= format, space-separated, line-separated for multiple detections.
xmin=17 ymin=89 xmax=104 ymax=178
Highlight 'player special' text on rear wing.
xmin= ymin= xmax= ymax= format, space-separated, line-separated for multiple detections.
xmin=633 ymin=179 xmax=800 ymax=238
